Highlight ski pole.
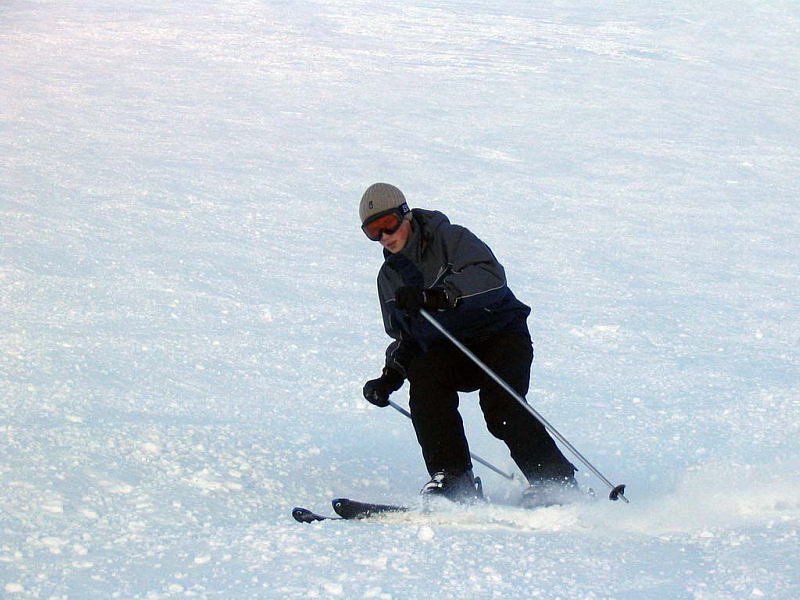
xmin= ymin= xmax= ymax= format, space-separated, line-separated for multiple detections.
xmin=386 ymin=399 xmax=517 ymax=482
xmin=419 ymin=309 xmax=628 ymax=503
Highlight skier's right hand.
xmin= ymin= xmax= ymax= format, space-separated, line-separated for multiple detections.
xmin=362 ymin=367 xmax=404 ymax=407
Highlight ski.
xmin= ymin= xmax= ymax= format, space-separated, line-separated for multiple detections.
xmin=331 ymin=497 xmax=409 ymax=519
xmin=291 ymin=506 xmax=341 ymax=523
xmin=292 ymin=499 xmax=407 ymax=523
xmin=293 ymin=486 xmax=595 ymax=523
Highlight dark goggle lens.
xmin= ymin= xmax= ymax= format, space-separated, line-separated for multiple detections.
xmin=362 ymin=211 xmax=404 ymax=241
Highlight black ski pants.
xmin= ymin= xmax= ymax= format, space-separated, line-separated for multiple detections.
xmin=407 ymin=330 xmax=575 ymax=483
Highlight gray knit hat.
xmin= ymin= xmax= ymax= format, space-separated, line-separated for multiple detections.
xmin=359 ymin=183 xmax=408 ymax=224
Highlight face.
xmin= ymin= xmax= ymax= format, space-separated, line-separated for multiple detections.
xmin=379 ymin=219 xmax=412 ymax=254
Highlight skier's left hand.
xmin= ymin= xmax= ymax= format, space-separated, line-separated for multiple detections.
xmin=362 ymin=367 xmax=404 ymax=407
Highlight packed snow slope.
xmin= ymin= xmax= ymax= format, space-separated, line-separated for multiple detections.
xmin=2 ymin=1 xmax=799 ymax=598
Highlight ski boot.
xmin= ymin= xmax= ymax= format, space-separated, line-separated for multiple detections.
xmin=420 ymin=469 xmax=483 ymax=505
xmin=520 ymin=475 xmax=581 ymax=509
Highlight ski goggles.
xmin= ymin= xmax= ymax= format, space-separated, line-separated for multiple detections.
xmin=361 ymin=203 xmax=411 ymax=241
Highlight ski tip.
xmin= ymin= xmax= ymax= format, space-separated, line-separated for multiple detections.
xmin=332 ymin=497 xmax=366 ymax=520
xmin=331 ymin=498 xmax=349 ymax=515
xmin=331 ymin=497 xmax=409 ymax=519
xmin=292 ymin=507 xmax=324 ymax=523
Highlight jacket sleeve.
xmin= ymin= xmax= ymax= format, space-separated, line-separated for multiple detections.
xmin=436 ymin=224 xmax=507 ymax=308
xmin=377 ymin=271 xmax=419 ymax=377
xmin=383 ymin=339 xmax=418 ymax=378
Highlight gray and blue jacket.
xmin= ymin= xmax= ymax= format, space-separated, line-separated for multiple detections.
xmin=378 ymin=209 xmax=531 ymax=376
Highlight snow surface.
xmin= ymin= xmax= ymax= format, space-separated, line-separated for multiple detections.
xmin=2 ymin=0 xmax=799 ymax=598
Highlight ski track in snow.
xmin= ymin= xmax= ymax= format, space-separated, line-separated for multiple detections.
xmin=2 ymin=0 xmax=799 ymax=598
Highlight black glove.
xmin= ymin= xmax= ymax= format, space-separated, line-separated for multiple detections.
xmin=362 ymin=367 xmax=404 ymax=407
xmin=395 ymin=286 xmax=449 ymax=313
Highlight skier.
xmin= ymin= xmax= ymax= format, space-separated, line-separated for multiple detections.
xmin=359 ymin=183 xmax=579 ymax=507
